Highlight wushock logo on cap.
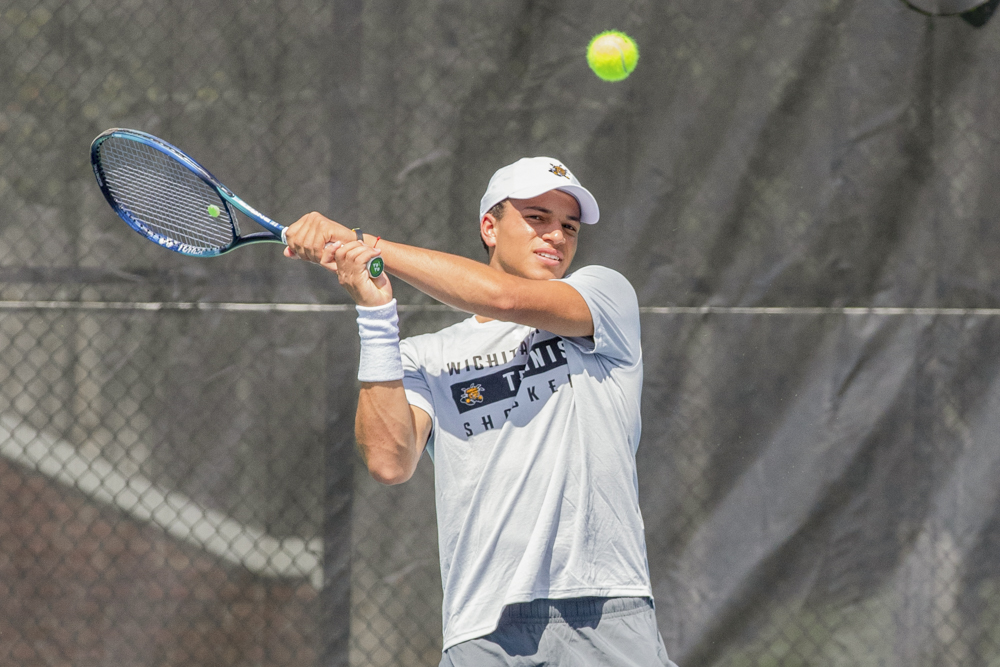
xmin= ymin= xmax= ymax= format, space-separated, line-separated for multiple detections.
xmin=549 ymin=163 xmax=570 ymax=179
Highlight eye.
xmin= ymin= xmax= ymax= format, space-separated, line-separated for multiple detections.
xmin=563 ymin=223 xmax=579 ymax=235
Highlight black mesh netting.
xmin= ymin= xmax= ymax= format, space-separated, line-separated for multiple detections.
xmin=2 ymin=0 xmax=1000 ymax=665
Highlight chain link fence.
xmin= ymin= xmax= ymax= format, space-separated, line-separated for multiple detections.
xmin=4 ymin=0 xmax=1000 ymax=666
xmin=1 ymin=0 xmax=340 ymax=663
xmin=0 ymin=307 xmax=326 ymax=665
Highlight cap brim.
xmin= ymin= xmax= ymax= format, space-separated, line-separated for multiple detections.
xmin=503 ymin=183 xmax=600 ymax=224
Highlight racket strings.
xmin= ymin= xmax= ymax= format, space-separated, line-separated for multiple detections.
xmin=98 ymin=138 xmax=235 ymax=250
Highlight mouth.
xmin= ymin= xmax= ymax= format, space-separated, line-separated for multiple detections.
xmin=534 ymin=249 xmax=562 ymax=265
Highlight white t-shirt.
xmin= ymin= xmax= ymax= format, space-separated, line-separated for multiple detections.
xmin=399 ymin=265 xmax=652 ymax=650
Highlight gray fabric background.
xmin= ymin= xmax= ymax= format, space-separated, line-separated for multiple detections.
xmin=2 ymin=0 xmax=999 ymax=664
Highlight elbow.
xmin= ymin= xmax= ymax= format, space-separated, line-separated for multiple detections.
xmin=354 ymin=409 xmax=419 ymax=485
xmin=358 ymin=434 xmax=415 ymax=485
xmin=367 ymin=461 xmax=413 ymax=486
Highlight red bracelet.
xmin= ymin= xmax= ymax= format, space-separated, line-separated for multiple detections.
xmin=373 ymin=236 xmax=381 ymax=248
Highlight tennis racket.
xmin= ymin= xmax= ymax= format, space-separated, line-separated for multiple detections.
xmin=90 ymin=128 xmax=384 ymax=277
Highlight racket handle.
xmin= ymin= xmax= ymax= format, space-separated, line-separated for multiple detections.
xmin=354 ymin=228 xmax=385 ymax=278
xmin=366 ymin=256 xmax=385 ymax=279
xmin=280 ymin=227 xmax=288 ymax=245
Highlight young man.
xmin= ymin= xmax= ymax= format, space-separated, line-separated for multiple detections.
xmin=284 ymin=157 xmax=676 ymax=666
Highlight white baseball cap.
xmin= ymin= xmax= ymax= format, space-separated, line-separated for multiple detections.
xmin=479 ymin=157 xmax=600 ymax=224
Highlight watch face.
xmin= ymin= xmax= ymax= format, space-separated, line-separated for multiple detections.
xmin=900 ymin=0 xmax=991 ymax=14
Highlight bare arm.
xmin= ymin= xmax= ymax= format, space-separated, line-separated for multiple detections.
xmin=284 ymin=211 xmax=593 ymax=484
xmin=284 ymin=212 xmax=594 ymax=338
xmin=313 ymin=238 xmax=433 ymax=485
xmin=377 ymin=241 xmax=593 ymax=337
xmin=355 ymin=381 xmax=432 ymax=485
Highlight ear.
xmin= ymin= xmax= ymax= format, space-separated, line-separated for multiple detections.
xmin=480 ymin=213 xmax=499 ymax=250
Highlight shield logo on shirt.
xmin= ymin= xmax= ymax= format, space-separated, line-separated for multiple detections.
xmin=460 ymin=383 xmax=486 ymax=406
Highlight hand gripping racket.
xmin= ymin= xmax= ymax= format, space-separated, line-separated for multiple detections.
xmin=90 ymin=128 xmax=384 ymax=277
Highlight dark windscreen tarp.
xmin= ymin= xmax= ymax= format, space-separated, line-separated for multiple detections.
xmin=1 ymin=0 xmax=999 ymax=664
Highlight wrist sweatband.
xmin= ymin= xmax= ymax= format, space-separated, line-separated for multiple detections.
xmin=356 ymin=299 xmax=404 ymax=382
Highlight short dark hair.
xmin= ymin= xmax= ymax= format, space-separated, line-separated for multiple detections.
xmin=482 ymin=199 xmax=506 ymax=254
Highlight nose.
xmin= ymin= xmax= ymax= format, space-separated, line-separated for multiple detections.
xmin=542 ymin=225 xmax=565 ymax=245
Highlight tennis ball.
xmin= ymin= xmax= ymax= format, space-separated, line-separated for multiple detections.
xmin=586 ymin=30 xmax=639 ymax=82
xmin=207 ymin=204 xmax=221 ymax=218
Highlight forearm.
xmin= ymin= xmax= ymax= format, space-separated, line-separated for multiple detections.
xmin=282 ymin=213 xmax=592 ymax=335
xmin=377 ymin=240 xmax=509 ymax=315
xmin=289 ymin=220 xmax=509 ymax=316
xmin=355 ymin=381 xmax=421 ymax=485
xmin=371 ymin=238 xmax=593 ymax=336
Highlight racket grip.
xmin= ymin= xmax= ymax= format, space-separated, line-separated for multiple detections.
xmin=280 ymin=227 xmax=288 ymax=245
xmin=353 ymin=228 xmax=384 ymax=278
xmin=366 ymin=256 xmax=385 ymax=279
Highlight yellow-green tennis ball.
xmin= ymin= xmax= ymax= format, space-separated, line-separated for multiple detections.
xmin=587 ymin=30 xmax=639 ymax=82
xmin=207 ymin=204 xmax=221 ymax=218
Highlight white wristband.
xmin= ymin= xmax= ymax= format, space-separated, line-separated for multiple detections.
xmin=356 ymin=299 xmax=404 ymax=382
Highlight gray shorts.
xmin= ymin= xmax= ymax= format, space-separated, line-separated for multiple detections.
xmin=439 ymin=597 xmax=679 ymax=667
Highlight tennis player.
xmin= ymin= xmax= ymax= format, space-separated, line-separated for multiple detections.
xmin=284 ymin=157 xmax=677 ymax=666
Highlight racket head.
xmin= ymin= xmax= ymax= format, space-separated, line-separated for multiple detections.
xmin=91 ymin=129 xmax=262 ymax=257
